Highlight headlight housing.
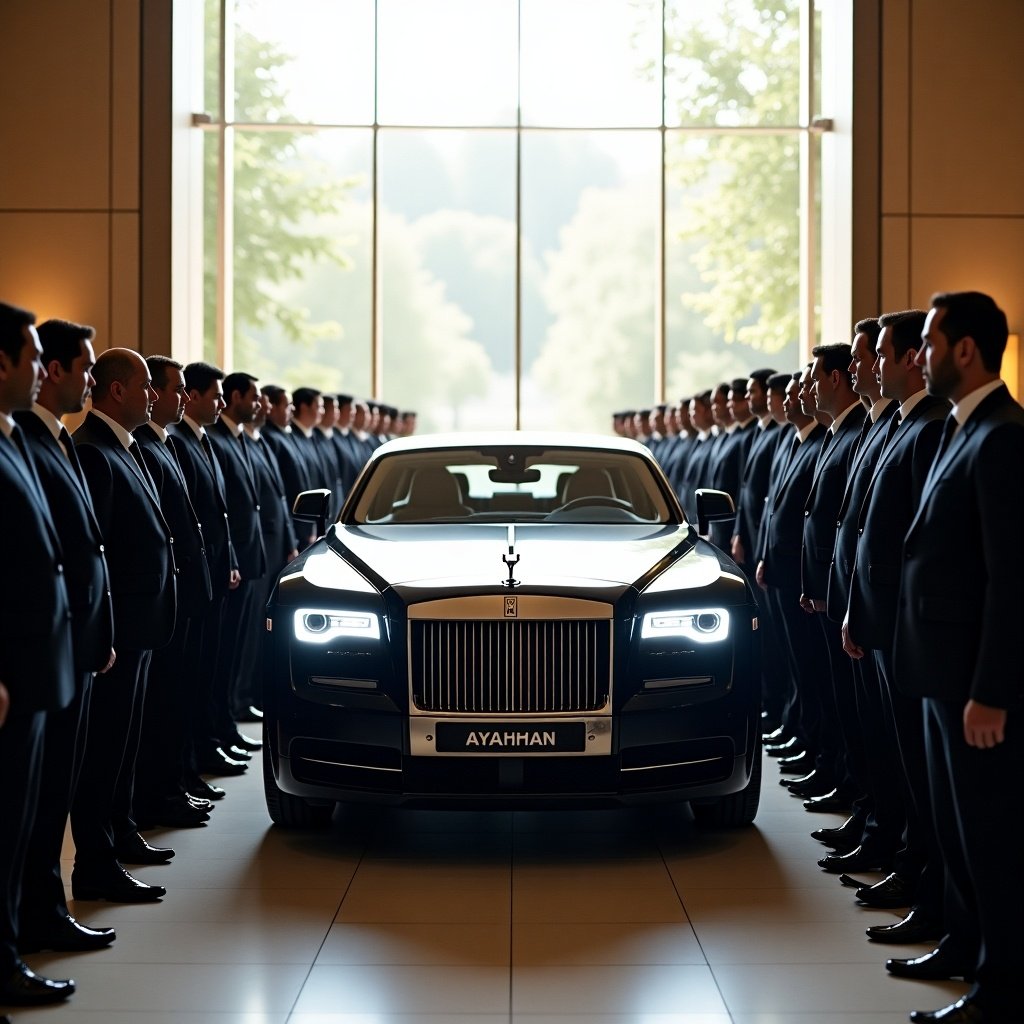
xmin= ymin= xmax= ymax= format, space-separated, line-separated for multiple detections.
xmin=293 ymin=608 xmax=381 ymax=643
xmin=640 ymin=608 xmax=730 ymax=643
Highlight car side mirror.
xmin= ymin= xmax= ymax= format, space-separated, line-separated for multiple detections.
xmin=292 ymin=489 xmax=332 ymax=538
xmin=695 ymin=488 xmax=736 ymax=537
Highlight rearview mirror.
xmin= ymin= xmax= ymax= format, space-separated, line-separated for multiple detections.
xmin=292 ymin=488 xmax=332 ymax=538
xmin=695 ymin=488 xmax=736 ymax=537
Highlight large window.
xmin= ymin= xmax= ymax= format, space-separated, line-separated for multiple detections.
xmin=198 ymin=0 xmax=827 ymax=433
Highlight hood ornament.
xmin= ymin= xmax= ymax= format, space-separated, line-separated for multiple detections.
xmin=502 ymin=524 xmax=520 ymax=588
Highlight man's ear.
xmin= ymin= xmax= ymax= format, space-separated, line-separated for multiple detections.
xmin=956 ymin=335 xmax=977 ymax=368
xmin=45 ymin=358 xmax=65 ymax=382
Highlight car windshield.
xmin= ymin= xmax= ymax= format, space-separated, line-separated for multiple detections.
xmin=349 ymin=446 xmax=677 ymax=525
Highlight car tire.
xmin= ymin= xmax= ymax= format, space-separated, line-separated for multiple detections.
xmin=262 ymin=732 xmax=335 ymax=829
xmin=692 ymin=743 xmax=762 ymax=828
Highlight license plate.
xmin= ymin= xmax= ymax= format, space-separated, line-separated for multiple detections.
xmin=434 ymin=721 xmax=587 ymax=753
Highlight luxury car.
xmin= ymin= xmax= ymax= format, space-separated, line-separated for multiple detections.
xmin=262 ymin=432 xmax=762 ymax=828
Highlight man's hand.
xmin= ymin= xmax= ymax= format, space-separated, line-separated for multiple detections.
xmin=799 ymin=593 xmax=815 ymax=614
xmin=841 ymin=618 xmax=863 ymax=660
xmin=229 ymin=569 xmax=242 ymax=590
xmin=731 ymin=536 xmax=745 ymax=565
xmin=963 ymin=700 xmax=1007 ymax=748
xmin=0 ymin=682 xmax=9 ymax=728
xmin=286 ymin=549 xmax=299 ymax=563
xmin=755 ymin=560 xmax=767 ymax=591
xmin=100 ymin=648 xmax=117 ymax=674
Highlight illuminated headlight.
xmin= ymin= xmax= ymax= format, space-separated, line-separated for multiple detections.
xmin=293 ymin=608 xmax=381 ymax=643
xmin=641 ymin=608 xmax=730 ymax=643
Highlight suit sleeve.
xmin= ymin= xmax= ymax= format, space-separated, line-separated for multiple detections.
xmin=76 ymin=444 xmax=114 ymax=537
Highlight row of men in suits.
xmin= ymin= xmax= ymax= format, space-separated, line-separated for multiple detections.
xmin=639 ymin=293 xmax=1021 ymax=1024
xmin=0 ymin=305 xmax=404 ymax=1008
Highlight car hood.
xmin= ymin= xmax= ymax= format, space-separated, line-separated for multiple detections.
xmin=327 ymin=522 xmax=695 ymax=591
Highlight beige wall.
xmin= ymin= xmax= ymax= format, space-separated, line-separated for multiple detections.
xmin=2 ymin=0 xmax=1022 ymax=390
xmin=871 ymin=0 xmax=1024 ymax=394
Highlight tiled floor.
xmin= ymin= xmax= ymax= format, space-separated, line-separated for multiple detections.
xmin=8 ymin=750 xmax=968 ymax=1023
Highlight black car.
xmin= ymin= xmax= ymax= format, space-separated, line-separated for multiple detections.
xmin=263 ymin=432 xmax=761 ymax=828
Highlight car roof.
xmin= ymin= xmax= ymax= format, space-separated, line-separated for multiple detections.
xmin=369 ymin=431 xmax=657 ymax=461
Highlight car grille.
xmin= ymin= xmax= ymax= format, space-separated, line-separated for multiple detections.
xmin=411 ymin=619 xmax=611 ymax=713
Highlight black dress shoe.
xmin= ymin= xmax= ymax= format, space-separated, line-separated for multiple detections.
xmin=839 ymin=872 xmax=874 ymax=889
xmin=114 ymin=831 xmax=175 ymax=865
xmin=184 ymin=792 xmax=214 ymax=811
xmin=135 ymin=797 xmax=210 ymax=829
xmin=803 ymin=789 xmax=851 ymax=812
xmin=185 ymin=775 xmax=227 ymax=800
xmin=0 ymin=962 xmax=75 ymax=1005
xmin=229 ymin=729 xmax=262 ymax=751
xmin=72 ymin=863 xmax=167 ymax=903
xmin=237 ymin=704 xmax=264 ymax=722
xmin=778 ymin=751 xmax=816 ymax=774
xmin=818 ymin=844 xmax=891 ymax=874
xmin=866 ymin=907 xmax=943 ymax=944
xmin=855 ymin=871 xmax=914 ymax=908
xmin=789 ymin=775 xmax=837 ymax=800
xmin=762 ymin=725 xmax=789 ymax=745
xmin=780 ymin=768 xmax=819 ymax=789
xmin=18 ymin=914 xmax=116 ymax=954
xmin=909 ymin=997 xmax=991 ymax=1023
xmin=811 ymin=814 xmax=863 ymax=851
xmin=765 ymin=736 xmax=802 ymax=757
xmin=226 ymin=744 xmax=253 ymax=761
xmin=197 ymin=746 xmax=249 ymax=776
xmin=886 ymin=947 xmax=974 ymax=982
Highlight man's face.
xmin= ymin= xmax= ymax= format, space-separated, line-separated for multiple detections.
xmin=689 ymin=398 xmax=712 ymax=432
xmin=321 ymin=401 xmax=338 ymax=430
xmin=745 ymin=378 xmax=767 ymax=417
xmin=800 ymin=365 xmax=818 ymax=416
xmin=268 ymin=392 xmax=293 ymax=428
xmin=254 ymin=391 xmax=271 ymax=427
xmin=917 ymin=307 xmax=960 ymax=399
xmin=711 ymin=390 xmax=731 ymax=427
xmin=337 ymin=401 xmax=353 ymax=430
xmin=234 ymin=381 xmax=260 ymax=424
xmin=121 ymin=357 xmax=158 ymax=430
xmin=767 ymin=385 xmax=786 ymax=423
xmin=729 ymin=387 xmax=751 ymax=422
xmin=404 ymin=413 xmax=416 ymax=435
xmin=190 ymin=380 xmax=225 ymax=427
xmin=784 ymin=378 xmax=801 ymax=422
xmin=809 ymin=356 xmax=834 ymax=414
xmin=60 ymin=338 xmax=97 ymax=414
xmin=353 ymin=402 xmax=368 ymax=430
xmin=1 ymin=325 xmax=47 ymax=412
xmin=151 ymin=366 xmax=189 ymax=427
xmin=678 ymin=403 xmax=691 ymax=432
xmin=849 ymin=332 xmax=876 ymax=397
xmin=873 ymin=326 xmax=903 ymax=400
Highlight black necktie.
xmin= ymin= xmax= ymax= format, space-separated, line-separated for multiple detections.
xmin=58 ymin=425 xmax=86 ymax=483
xmin=934 ymin=415 xmax=958 ymax=463
xmin=881 ymin=410 xmax=903 ymax=450
xmin=200 ymin=432 xmax=216 ymax=466
xmin=128 ymin=440 xmax=157 ymax=492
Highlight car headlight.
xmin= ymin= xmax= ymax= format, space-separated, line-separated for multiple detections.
xmin=640 ymin=608 xmax=730 ymax=643
xmin=293 ymin=608 xmax=381 ymax=643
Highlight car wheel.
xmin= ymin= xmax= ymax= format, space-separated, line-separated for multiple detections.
xmin=262 ymin=731 xmax=335 ymax=829
xmin=692 ymin=743 xmax=762 ymax=828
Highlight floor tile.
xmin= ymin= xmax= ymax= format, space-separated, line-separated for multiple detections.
xmin=335 ymin=885 xmax=511 ymax=923
xmin=512 ymin=921 xmax=705 ymax=965
xmin=316 ymin=922 xmax=510 ymax=965
xmin=512 ymin=884 xmax=687 ymax=923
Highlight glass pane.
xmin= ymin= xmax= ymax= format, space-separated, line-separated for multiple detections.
xmin=520 ymin=0 xmax=661 ymax=127
xmin=665 ymin=132 xmax=800 ymax=397
xmin=203 ymin=0 xmax=221 ymax=115
xmin=234 ymin=0 xmax=375 ymax=124
xmin=665 ymin=0 xmax=800 ymax=127
xmin=379 ymin=130 xmax=516 ymax=432
xmin=521 ymin=131 xmax=660 ymax=432
xmin=231 ymin=129 xmax=373 ymax=397
xmin=202 ymin=131 xmax=219 ymax=362
xmin=378 ymin=0 xmax=518 ymax=126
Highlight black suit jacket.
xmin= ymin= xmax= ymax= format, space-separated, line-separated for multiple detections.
xmin=0 ymin=428 xmax=75 ymax=710
xmin=758 ymin=423 xmax=827 ymax=590
xmin=677 ymin=434 xmax=715 ymax=521
xmin=709 ymin=420 xmax=757 ymax=549
xmin=332 ymin=430 xmax=366 ymax=497
xmin=800 ymin=404 xmax=867 ymax=600
xmin=246 ymin=430 xmax=298 ymax=572
xmin=848 ymin=393 xmax=949 ymax=651
xmin=168 ymin=422 xmax=236 ymax=599
xmin=732 ymin=419 xmax=780 ymax=561
xmin=263 ymin=421 xmax=313 ymax=506
xmin=313 ymin=429 xmax=344 ymax=514
xmin=72 ymin=412 xmax=176 ymax=651
xmin=893 ymin=385 xmax=1024 ymax=708
xmin=135 ymin=423 xmax=213 ymax=618
xmin=825 ymin=400 xmax=899 ymax=622
xmin=208 ymin=420 xmax=267 ymax=581
xmin=15 ymin=410 xmax=113 ymax=674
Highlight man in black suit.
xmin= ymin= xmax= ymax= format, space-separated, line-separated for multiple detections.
xmin=817 ymin=317 xmax=900 ymax=861
xmin=795 ymin=344 xmax=868 ymax=822
xmin=708 ymin=378 xmax=757 ymax=549
xmin=886 ymin=293 xmax=1022 ymax=1024
xmin=134 ymin=355 xmax=215 ymax=825
xmin=0 ymin=301 xmax=76 ymax=1005
xmin=290 ymin=387 xmax=327 ymax=491
xmin=262 ymin=385 xmax=315 ymax=549
xmin=14 ymin=319 xmax=118 ymax=952
xmin=661 ymin=398 xmax=695 ymax=496
xmin=70 ymin=349 xmax=176 ymax=903
xmin=678 ymin=390 xmax=715 ymax=521
xmin=841 ymin=310 xmax=947 ymax=926
xmin=209 ymin=371 xmax=267 ymax=754
xmin=332 ymin=393 xmax=364 ymax=499
xmin=756 ymin=368 xmax=828 ymax=792
xmin=170 ymin=363 xmax=247 ymax=779
xmin=314 ymin=393 xmax=345 ymax=517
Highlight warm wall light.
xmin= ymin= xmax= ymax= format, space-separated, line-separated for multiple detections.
xmin=1003 ymin=334 xmax=1020 ymax=402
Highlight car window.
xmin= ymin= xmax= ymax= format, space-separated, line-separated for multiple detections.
xmin=350 ymin=447 xmax=676 ymax=525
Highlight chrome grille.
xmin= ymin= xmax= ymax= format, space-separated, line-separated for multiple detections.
xmin=411 ymin=619 xmax=611 ymax=713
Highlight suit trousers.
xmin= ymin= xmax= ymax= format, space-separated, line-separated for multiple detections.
xmin=231 ymin=571 xmax=276 ymax=717
xmin=71 ymin=648 xmax=151 ymax=868
xmin=745 ymin=567 xmax=789 ymax=723
xmin=20 ymin=671 xmax=93 ymax=930
xmin=923 ymin=698 xmax=1023 ymax=1014
xmin=0 ymin=709 xmax=45 ymax=974
xmin=218 ymin=579 xmax=260 ymax=741
xmin=818 ymin=615 xmax=861 ymax=800
xmin=765 ymin=586 xmax=810 ymax=747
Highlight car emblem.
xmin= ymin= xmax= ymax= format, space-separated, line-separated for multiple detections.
xmin=504 ymin=596 xmax=517 ymax=617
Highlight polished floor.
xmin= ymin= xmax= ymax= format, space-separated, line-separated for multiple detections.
xmin=10 ymin=748 xmax=968 ymax=1023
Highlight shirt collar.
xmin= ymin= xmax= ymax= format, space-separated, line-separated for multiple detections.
xmin=758 ymin=413 xmax=773 ymax=429
xmin=951 ymin=379 xmax=1004 ymax=427
xmin=796 ymin=421 xmax=818 ymax=443
xmin=245 ymin=423 xmax=261 ymax=440
xmin=293 ymin=422 xmax=314 ymax=439
xmin=181 ymin=414 xmax=207 ymax=440
xmin=219 ymin=413 xmax=243 ymax=438
xmin=899 ymin=387 xmax=929 ymax=421
xmin=869 ymin=397 xmax=893 ymax=423
xmin=317 ymin=425 xmax=334 ymax=439
xmin=0 ymin=411 xmax=14 ymax=438
xmin=30 ymin=402 xmax=64 ymax=441
xmin=147 ymin=421 xmax=169 ymax=443
xmin=828 ymin=400 xmax=860 ymax=434
xmin=91 ymin=407 xmax=135 ymax=450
